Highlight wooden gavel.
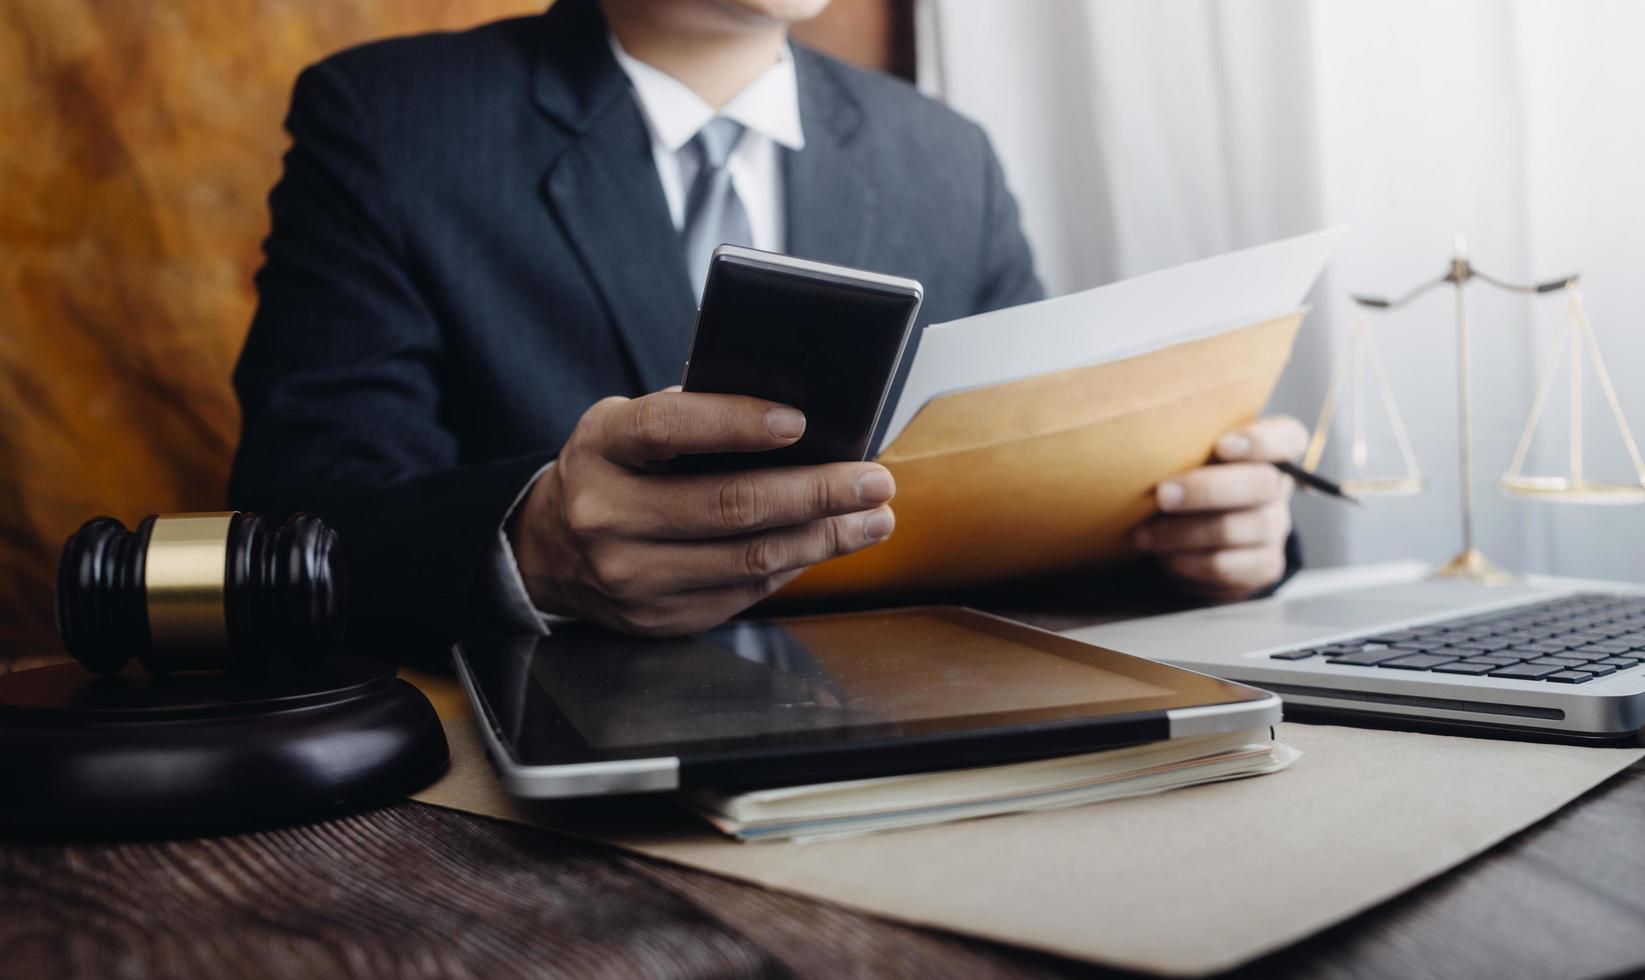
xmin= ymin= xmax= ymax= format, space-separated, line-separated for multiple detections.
xmin=56 ymin=512 xmax=347 ymax=674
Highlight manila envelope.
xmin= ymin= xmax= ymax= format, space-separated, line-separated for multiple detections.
xmin=778 ymin=311 xmax=1304 ymax=601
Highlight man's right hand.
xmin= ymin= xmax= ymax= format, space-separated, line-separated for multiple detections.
xmin=509 ymin=390 xmax=896 ymax=636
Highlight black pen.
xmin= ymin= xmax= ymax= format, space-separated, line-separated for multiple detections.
xmin=1274 ymin=461 xmax=1363 ymax=508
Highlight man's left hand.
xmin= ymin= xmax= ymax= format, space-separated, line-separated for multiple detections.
xmin=1134 ymin=415 xmax=1307 ymax=601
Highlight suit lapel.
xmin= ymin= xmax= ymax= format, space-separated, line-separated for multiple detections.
xmin=784 ymin=47 xmax=876 ymax=268
xmin=542 ymin=118 xmax=697 ymax=393
xmin=531 ymin=0 xmax=696 ymax=394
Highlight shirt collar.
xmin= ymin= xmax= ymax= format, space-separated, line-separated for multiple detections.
xmin=608 ymin=34 xmax=805 ymax=153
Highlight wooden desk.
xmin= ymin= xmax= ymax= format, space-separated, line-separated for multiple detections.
xmin=7 ymin=575 xmax=1645 ymax=979
xmin=4 ymin=762 xmax=1644 ymax=979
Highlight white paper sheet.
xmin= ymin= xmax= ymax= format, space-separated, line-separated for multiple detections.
xmin=876 ymin=226 xmax=1347 ymax=452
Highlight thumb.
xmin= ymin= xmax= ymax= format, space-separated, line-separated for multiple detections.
xmin=1215 ymin=416 xmax=1308 ymax=462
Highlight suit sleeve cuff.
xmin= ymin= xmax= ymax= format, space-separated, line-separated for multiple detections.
xmin=483 ymin=461 xmax=572 ymax=634
xmin=1254 ymin=529 xmax=1304 ymax=600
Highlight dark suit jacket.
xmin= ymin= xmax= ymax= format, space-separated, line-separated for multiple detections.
xmin=229 ymin=0 xmax=1044 ymax=655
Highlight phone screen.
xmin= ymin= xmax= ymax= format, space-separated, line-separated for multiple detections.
xmin=679 ymin=250 xmax=922 ymax=469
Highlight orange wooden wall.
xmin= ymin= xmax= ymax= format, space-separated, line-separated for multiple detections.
xmin=0 ymin=1 xmax=909 ymax=667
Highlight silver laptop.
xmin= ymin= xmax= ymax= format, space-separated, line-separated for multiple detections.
xmin=1065 ymin=578 xmax=1645 ymax=741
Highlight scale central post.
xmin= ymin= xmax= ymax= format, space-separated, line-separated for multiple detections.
xmin=1433 ymin=235 xmax=1511 ymax=582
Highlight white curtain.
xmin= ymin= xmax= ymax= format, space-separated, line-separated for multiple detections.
xmin=921 ymin=0 xmax=1645 ymax=581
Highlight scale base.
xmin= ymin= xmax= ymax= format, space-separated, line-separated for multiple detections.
xmin=1431 ymin=548 xmax=1516 ymax=585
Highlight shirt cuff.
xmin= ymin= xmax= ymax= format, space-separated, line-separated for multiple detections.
xmin=482 ymin=461 xmax=571 ymax=635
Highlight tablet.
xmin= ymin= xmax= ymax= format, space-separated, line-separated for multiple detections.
xmin=678 ymin=245 xmax=922 ymax=469
xmin=453 ymin=608 xmax=1281 ymax=798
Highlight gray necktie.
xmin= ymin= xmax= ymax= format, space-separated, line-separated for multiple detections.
xmin=680 ymin=117 xmax=753 ymax=301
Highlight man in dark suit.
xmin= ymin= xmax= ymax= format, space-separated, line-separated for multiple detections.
xmin=231 ymin=0 xmax=1305 ymax=652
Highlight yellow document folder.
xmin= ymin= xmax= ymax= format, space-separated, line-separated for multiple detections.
xmin=778 ymin=311 xmax=1303 ymax=600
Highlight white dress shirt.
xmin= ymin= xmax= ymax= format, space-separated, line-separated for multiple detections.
xmin=483 ymin=35 xmax=807 ymax=633
xmin=609 ymin=35 xmax=804 ymax=252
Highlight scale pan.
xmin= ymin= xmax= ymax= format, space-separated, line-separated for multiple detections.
xmin=1341 ymin=476 xmax=1425 ymax=497
xmin=1499 ymin=475 xmax=1645 ymax=505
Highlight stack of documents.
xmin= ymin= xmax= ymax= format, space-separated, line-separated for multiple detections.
xmin=779 ymin=228 xmax=1343 ymax=601
xmin=686 ymin=728 xmax=1299 ymax=843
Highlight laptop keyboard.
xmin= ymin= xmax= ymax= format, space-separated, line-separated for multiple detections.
xmin=1269 ymin=592 xmax=1645 ymax=684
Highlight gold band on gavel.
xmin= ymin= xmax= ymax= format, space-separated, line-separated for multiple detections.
xmin=145 ymin=512 xmax=235 ymax=669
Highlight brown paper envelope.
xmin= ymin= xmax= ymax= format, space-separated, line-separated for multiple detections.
xmin=778 ymin=312 xmax=1304 ymax=600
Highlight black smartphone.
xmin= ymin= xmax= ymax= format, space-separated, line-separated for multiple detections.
xmin=678 ymin=245 xmax=923 ymax=469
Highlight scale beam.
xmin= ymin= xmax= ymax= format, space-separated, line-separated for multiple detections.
xmin=1352 ymin=266 xmax=1579 ymax=311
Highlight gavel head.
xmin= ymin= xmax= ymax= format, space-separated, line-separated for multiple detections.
xmin=56 ymin=512 xmax=347 ymax=675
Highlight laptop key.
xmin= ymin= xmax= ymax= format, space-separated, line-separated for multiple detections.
xmin=1547 ymin=671 xmax=1597 ymax=684
xmin=1451 ymin=628 xmax=1497 ymax=640
xmin=1564 ymin=632 xmax=1610 ymax=644
xmin=1579 ymin=637 xmax=1631 ymax=654
xmin=1431 ymin=661 xmax=1497 ymax=675
xmin=1380 ymin=653 xmax=1462 ymax=670
xmin=1490 ymin=662 xmax=1564 ymax=679
xmin=1582 ymin=642 xmax=1634 ymax=655
xmin=1460 ymin=656 xmax=1517 ymax=667
xmin=1329 ymin=648 xmax=1413 ymax=666
xmin=1322 ymin=643 xmax=1389 ymax=655
xmin=1556 ymin=651 xmax=1609 ymax=663
xmin=1270 ymin=648 xmax=1319 ymax=660
xmin=1408 ymin=631 xmax=1454 ymax=643
xmin=1574 ymin=664 xmax=1617 ymax=676
xmin=1526 ymin=641 xmax=1575 ymax=653
xmin=1597 ymin=657 xmax=1641 ymax=668
xmin=1529 ymin=657 xmax=1585 ymax=667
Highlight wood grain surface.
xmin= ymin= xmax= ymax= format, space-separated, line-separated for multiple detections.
xmin=3 ymin=759 xmax=1644 ymax=980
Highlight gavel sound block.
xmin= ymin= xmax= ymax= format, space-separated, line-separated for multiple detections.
xmin=0 ymin=513 xmax=448 ymax=834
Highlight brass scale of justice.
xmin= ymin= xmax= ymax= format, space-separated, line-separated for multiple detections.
xmin=1302 ymin=235 xmax=1645 ymax=583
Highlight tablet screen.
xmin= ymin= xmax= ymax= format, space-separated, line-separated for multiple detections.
xmin=460 ymin=608 xmax=1266 ymax=767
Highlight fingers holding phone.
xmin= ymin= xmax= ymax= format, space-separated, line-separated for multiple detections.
xmin=514 ymin=247 xmax=921 ymax=636
xmin=509 ymin=390 xmax=896 ymax=636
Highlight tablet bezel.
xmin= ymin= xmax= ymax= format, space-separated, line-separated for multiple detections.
xmin=454 ymin=607 xmax=1281 ymax=798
